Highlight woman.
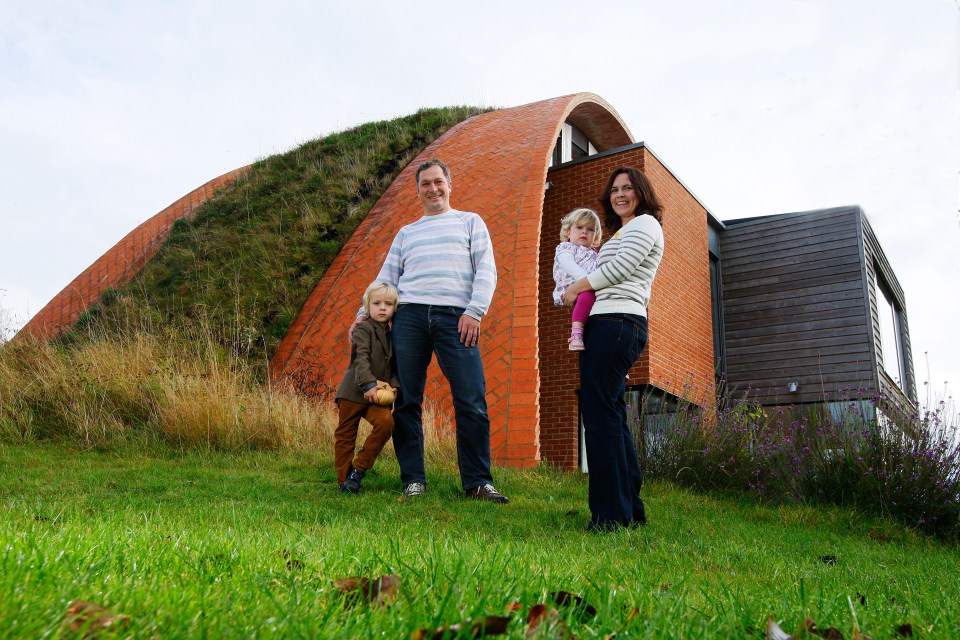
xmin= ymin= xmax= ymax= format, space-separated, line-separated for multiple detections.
xmin=563 ymin=166 xmax=664 ymax=531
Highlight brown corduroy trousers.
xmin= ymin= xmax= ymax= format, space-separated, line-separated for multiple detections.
xmin=333 ymin=399 xmax=395 ymax=485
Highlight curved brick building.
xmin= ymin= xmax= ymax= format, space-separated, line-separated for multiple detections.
xmin=269 ymin=93 xmax=716 ymax=469
xmin=22 ymin=92 xmax=914 ymax=470
xmin=18 ymin=93 xmax=719 ymax=469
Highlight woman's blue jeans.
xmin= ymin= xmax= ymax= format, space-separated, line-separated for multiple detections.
xmin=391 ymin=304 xmax=493 ymax=491
xmin=579 ymin=313 xmax=649 ymax=529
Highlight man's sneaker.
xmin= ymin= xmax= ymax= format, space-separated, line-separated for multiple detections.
xmin=403 ymin=482 xmax=426 ymax=498
xmin=466 ymin=483 xmax=509 ymax=504
xmin=343 ymin=468 xmax=364 ymax=494
xmin=568 ymin=334 xmax=585 ymax=351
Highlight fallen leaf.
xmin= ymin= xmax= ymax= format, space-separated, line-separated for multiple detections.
xmin=524 ymin=605 xmax=569 ymax=639
xmin=64 ymin=600 xmax=130 ymax=637
xmin=550 ymin=590 xmax=597 ymax=618
xmin=411 ymin=615 xmax=512 ymax=639
xmin=804 ymin=617 xmax=843 ymax=640
xmin=526 ymin=604 xmax=551 ymax=630
xmin=895 ymin=622 xmax=913 ymax=637
xmin=766 ymin=616 xmax=794 ymax=640
xmin=334 ymin=574 xmax=401 ymax=607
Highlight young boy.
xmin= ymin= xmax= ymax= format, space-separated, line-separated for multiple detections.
xmin=334 ymin=281 xmax=400 ymax=493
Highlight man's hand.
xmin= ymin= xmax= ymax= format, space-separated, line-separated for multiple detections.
xmin=347 ymin=314 xmax=364 ymax=345
xmin=458 ymin=314 xmax=481 ymax=347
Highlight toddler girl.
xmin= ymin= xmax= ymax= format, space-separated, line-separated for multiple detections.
xmin=552 ymin=208 xmax=602 ymax=351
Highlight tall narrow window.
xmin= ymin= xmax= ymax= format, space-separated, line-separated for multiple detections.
xmin=876 ymin=273 xmax=906 ymax=389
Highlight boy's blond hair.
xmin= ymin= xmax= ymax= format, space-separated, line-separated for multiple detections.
xmin=362 ymin=281 xmax=399 ymax=315
xmin=559 ymin=208 xmax=602 ymax=247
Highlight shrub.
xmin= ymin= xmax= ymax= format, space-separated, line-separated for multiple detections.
xmin=641 ymin=385 xmax=960 ymax=540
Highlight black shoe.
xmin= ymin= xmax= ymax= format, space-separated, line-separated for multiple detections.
xmin=465 ymin=483 xmax=509 ymax=504
xmin=344 ymin=468 xmax=364 ymax=494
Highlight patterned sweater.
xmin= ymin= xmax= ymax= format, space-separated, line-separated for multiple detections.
xmin=374 ymin=209 xmax=497 ymax=320
xmin=552 ymin=242 xmax=598 ymax=306
xmin=587 ymin=214 xmax=664 ymax=317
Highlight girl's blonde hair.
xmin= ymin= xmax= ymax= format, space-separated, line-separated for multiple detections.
xmin=559 ymin=207 xmax=602 ymax=247
xmin=362 ymin=281 xmax=399 ymax=315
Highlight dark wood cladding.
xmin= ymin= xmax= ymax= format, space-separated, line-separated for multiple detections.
xmin=719 ymin=206 xmax=887 ymax=405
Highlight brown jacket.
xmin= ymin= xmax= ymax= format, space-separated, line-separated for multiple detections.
xmin=335 ymin=317 xmax=400 ymax=404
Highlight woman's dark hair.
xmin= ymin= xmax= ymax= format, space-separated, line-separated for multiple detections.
xmin=599 ymin=166 xmax=663 ymax=231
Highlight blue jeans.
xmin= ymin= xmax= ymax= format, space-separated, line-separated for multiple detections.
xmin=579 ymin=314 xmax=648 ymax=529
xmin=391 ymin=304 xmax=493 ymax=491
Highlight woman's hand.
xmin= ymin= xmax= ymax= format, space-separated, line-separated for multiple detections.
xmin=563 ymin=277 xmax=593 ymax=305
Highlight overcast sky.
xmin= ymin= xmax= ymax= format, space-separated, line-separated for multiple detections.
xmin=2 ymin=0 xmax=958 ymax=402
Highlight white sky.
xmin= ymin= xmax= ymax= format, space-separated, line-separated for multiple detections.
xmin=2 ymin=0 xmax=958 ymax=402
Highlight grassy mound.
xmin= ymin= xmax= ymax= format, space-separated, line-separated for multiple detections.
xmin=66 ymin=106 xmax=486 ymax=375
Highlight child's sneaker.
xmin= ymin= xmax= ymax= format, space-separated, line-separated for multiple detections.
xmin=343 ymin=468 xmax=364 ymax=493
xmin=568 ymin=334 xmax=585 ymax=351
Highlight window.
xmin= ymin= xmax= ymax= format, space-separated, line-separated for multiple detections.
xmin=708 ymin=224 xmax=725 ymax=382
xmin=875 ymin=270 xmax=906 ymax=389
xmin=549 ymin=122 xmax=597 ymax=166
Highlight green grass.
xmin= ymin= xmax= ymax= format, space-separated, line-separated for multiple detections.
xmin=3 ymin=442 xmax=958 ymax=638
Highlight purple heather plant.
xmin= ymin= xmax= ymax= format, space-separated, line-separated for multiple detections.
xmin=639 ymin=382 xmax=960 ymax=540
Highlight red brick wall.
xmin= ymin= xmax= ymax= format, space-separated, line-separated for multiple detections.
xmin=18 ymin=168 xmax=249 ymax=341
xmin=643 ymin=152 xmax=716 ymax=404
xmin=539 ymin=145 xmax=715 ymax=467
xmin=270 ymin=94 xmax=633 ymax=468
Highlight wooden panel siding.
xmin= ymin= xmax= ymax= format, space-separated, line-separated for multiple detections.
xmin=719 ymin=207 xmax=877 ymax=405
xmin=723 ymin=298 xmax=867 ymax=329
xmin=722 ymin=236 xmax=862 ymax=272
xmin=721 ymin=285 xmax=867 ymax=317
xmin=730 ymin=221 xmax=858 ymax=251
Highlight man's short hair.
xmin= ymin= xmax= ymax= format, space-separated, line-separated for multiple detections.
xmin=415 ymin=159 xmax=452 ymax=186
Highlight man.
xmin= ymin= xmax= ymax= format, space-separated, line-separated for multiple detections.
xmin=354 ymin=159 xmax=508 ymax=503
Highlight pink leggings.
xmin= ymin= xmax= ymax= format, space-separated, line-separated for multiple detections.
xmin=571 ymin=290 xmax=596 ymax=325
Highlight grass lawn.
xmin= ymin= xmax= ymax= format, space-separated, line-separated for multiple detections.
xmin=2 ymin=441 xmax=958 ymax=638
